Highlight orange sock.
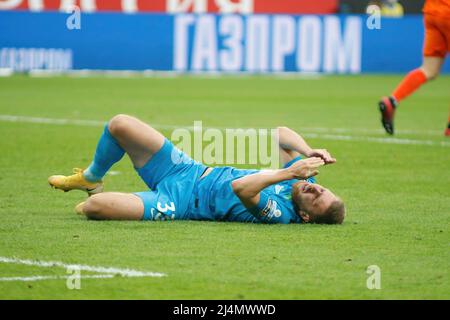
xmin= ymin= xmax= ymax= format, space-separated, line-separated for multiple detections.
xmin=392 ymin=69 xmax=427 ymax=103
xmin=447 ymin=115 xmax=450 ymax=136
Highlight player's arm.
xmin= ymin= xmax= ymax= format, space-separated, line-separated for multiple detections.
xmin=232 ymin=157 xmax=325 ymax=208
xmin=277 ymin=126 xmax=336 ymax=164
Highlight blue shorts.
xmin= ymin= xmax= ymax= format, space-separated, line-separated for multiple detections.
xmin=134 ymin=139 xmax=208 ymax=221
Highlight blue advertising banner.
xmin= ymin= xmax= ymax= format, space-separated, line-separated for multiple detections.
xmin=1 ymin=11 xmax=449 ymax=73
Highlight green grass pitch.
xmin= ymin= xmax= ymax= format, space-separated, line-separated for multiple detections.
xmin=0 ymin=74 xmax=449 ymax=299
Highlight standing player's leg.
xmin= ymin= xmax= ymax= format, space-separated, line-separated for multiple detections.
xmin=76 ymin=192 xmax=144 ymax=220
xmin=379 ymin=14 xmax=447 ymax=135
xmin=392 ymin=57 xmax=443 ymax=103
xmin=48 ymin=114 xmax=165 ymax=194
xmin=446 ymin=110 xmax=450 ymax=137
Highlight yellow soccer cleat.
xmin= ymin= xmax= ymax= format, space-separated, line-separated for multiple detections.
xmin=75 ymin=201 xmax=86 ymax=215
xmin=48 ymin=168 xmax=103 ymax=195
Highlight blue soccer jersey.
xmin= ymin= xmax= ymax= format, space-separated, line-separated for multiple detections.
xmin=134 ymin=139 xmax=314 ymax=224
xmin=188 ymin=167 xmax=306 ymax=224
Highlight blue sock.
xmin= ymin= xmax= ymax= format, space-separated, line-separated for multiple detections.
xmin=83 ymin=124 xmax=125 ymax=182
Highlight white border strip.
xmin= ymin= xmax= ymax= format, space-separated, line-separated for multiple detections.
xmin=0 ymin=256 xmax=167 ymax=279
xmin=0 ymin=114 xmax=448 ymax=148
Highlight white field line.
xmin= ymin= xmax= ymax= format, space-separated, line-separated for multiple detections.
xmin=107 ymin=170 xmax=121 ymax=176
xmin=0 ymin=256 xmax=167 ymax=279
xmin=0 ymin=274 xmax=114 ymax=282
xmin=0 ymin=114 xmax=442 ymax=135
xmin=0 ymin=114 xmax=105 ymax=127
xmin=0 ymin=114 xmax=449 ymax=148
xmin=26 ymin=69 xmax=325 ymax=80
xmin=301 ymin=126 xmax=443 ymax=136
xmin=302 ymin=133 xmax=450 ymax=147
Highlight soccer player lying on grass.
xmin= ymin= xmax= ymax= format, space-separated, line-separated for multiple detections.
xmin=48 ymin=115 xmax=345 ymax=224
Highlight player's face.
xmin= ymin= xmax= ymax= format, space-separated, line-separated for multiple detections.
xmin=292 ymin=181 xmax=337 ymax=219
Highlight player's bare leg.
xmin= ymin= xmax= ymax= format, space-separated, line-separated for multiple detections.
xmin=48 ymin=114 xmax=165 ymax=194
xmin=420 ymin=56 xmax=444 ymax=80
xmin=76 ymin=192 xmax=144 ymax=220
xmin=107 ymin=114 xmax=165 ymax=168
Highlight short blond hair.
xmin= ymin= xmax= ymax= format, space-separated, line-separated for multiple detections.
xmin=311 ymin=198 xmax=345 ymax=224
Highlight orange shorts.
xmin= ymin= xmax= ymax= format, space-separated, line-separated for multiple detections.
xmin=423 ymin=14 xmax=450 ymax=57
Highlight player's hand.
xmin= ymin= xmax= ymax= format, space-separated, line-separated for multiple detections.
xmin=288 ymin=157 xmax=325 ymax=179
xmin=307 ymin=149 xmax=336 ymax=164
